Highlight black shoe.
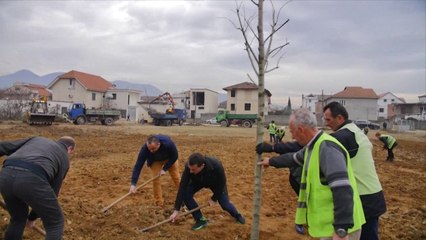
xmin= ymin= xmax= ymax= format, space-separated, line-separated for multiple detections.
xmin=235 ymin=214 xmax=245 ymax=224
xmin=191 ymin=216 xmax=207 ymax=230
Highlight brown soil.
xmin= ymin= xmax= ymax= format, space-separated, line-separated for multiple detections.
xmin=0 ymin=121 xmax=425 ymax=240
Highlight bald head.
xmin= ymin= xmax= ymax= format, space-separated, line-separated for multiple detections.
xmin=58 ymin=136 xmax=76 ymax=154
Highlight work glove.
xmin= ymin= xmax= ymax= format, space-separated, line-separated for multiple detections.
xmin=256 ymin=143 xmax=274 ymax=154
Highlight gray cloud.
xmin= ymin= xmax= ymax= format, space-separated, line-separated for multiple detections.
xmin=0 ymin=0 xmax=424 ymax=106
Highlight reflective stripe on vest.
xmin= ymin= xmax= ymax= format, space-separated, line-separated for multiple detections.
xmin=295 ymin=132 xmax=365 ymax=237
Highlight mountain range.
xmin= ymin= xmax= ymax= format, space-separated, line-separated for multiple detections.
xmin=0 ymin=69 xmax=163 ymax=96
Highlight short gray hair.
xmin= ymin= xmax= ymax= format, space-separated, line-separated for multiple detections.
xmin=291 ymin=108 xmax=317 ymax=128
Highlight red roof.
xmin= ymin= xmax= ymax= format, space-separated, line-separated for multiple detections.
xmin=223 ymin=82 xmax=258 ymax=91
xmin=53 ymin=70 xmax=113 ymax=92
xmin=13 ymin=83 xmax=51 ymax=97
xmin=333 ymin=86 xmax=378 ymax=99
xmin=223 ymin=82 xmax=272 ymax=96
xmin=26 ymin=83 xmax=52 ymax=97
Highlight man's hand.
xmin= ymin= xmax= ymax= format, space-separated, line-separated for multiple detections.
xmin=159 ymin=169 xmax=166 ymax=176
xmin=256 ymin=143 xmax=274 ymax=154
xmin=129 ymin=185 xmax=137 ymax=194
xmin=259 ymin=158 xmax=271 ymax=169
xmin=333 ymin=232 xmax=349 ymax=240
xmin=169 ymin=210 xmax=179 ymax=222
xmin=208 ymin=199 xmax=217 ymax=206
xmin=26 ymin=220 xmax=35 ymax=228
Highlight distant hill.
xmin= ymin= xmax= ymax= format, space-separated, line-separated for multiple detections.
xmin=0 ymin=70 xmax=164 ymax=96
xmin=0 ymin=69 xmax=63 ymax=88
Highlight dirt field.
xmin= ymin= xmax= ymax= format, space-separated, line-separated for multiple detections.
xmin=0 ymin=120 xmax=425 ymax=240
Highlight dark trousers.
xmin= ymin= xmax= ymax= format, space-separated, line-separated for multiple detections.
xmin=0 ymin=167 xmax=64 ymax=240
xmin=361 ymin=216 xmax=379 ymax=240
xmin=387 ymin=142 xmax=398 ymax=161
xmin=269 ymin=134 xmax=277 ymax=143
xmin=184 ymin=184 xmax=239 ymax=221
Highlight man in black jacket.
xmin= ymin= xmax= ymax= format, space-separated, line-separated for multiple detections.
xmin=0 ymin=136 xmax=76 ymax=240
xmin=169 ymin=153 xmax=245 ymax=230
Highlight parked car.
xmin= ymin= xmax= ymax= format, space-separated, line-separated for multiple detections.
xmin=353 ymin=120 xmax=380 ymax=130
xmin=206 ymin=117 xmax=217 ymax=124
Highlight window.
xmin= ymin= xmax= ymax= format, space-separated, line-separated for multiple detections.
xmin=244 ymin=103 xmax=251 ymax=111
xmin=379 ymin=108 xmax=384 ymax=113
xmin=384 ymin=99 xmax=387 ymax=102
xmin=340 ymin=100 xmax=345 ymax=105
xmin=308 ymin=99 xmax=311 ymax=103
xmin=128 ymin=95 xmax=130 ymax=105
xmin=391 ymin=99 xmax=395 ymax=102
xmin=92 ymin=93 xmax=96 ymax=101
xmin=112 ymin=93 xmax=117 ymax=100
xmin=231 ymin=104 xmax=235 ymax=111
xmin=192 ymin=92 xmax=205 ymax=105
xmin=231 ymin=90 xmax=235 ymax=97
xmin=69 ymin=78 xmax=75 ymax=87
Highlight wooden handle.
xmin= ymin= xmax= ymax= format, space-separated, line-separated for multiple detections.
xmin=1 ymin=199 xmax=46 ymax=236
xmin=33 ymin=225 xmax=46 ymax=236
xmin=140 ymin=203 xmax=210 ymax=232
xmin=101 ymin=175 xmax=161 ymax=213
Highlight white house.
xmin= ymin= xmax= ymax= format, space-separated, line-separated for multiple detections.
xmin=325 ymin=86 xmax=379 ymax=121
xmin=188 ymin=88 xmax=218 ymax=118
xmin=377 ymin=92 xmax=405 ymax=120
xmin=222 ymin=82 xmax=271 ymax=115
xmin=47 ymin=70 xmax=114 ymax=109
xmin=106 ymin=89 xmax=141 ymax=120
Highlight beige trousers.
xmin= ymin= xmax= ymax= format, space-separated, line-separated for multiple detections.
xmin=150 ymin=160 xmax=180 ymax=206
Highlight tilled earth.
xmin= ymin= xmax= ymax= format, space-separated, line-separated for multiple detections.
xmin=0 ymin=121 xmax=425 ymax=240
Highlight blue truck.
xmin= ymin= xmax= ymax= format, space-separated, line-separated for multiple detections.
xmin=149 ymin=108 xmax=187 ymax=126
xmin=64 ymin=103 xmax=121 ymax=126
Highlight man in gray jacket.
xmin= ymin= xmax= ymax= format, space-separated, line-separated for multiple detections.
xmin=0 ymin=136 xmax=76 ymax=240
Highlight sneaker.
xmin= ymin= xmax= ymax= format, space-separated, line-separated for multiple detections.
xmin=235 ymin=214 xmax=245 ymax=224
xmin=191 ymin=216 xmax=207 ymax=231
xmin=295 ymin=224 xmax=304 ymax=234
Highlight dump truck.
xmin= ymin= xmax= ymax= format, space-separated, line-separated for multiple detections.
xmin=148 ymin=92 xmax=187 ymax=126
xmin=215 ymin=110 xmax=257 ymax=128
xmin=149 ymin=108 xmax=187 ymax=126
xmin=63 ymin=103 xmax=121 ymax=126
xmin=25 ymin=98 xmax=56 ymax=125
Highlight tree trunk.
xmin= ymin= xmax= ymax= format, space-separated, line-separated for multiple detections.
xmin=250 ymin=0 xmax=265 ymax=239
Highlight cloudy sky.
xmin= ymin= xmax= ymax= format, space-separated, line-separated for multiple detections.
xmin=0 ymin=0 xmax=425 ymax=107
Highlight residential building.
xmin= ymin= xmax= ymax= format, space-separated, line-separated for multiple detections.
xmin=3 ymin=82 xmax=52 ymax=100
xmin=106 ymin=89 xmax=141 ymax=120
xmin=377 ymin=92 xmax=405 ymax=120
xmin=222 ymin=82 xmax=271 ymax=115
xmin=419 ymin=94 xmax=426 ymax=103
xmin=302 ymin=93 xmax=331 ymax=116
xmin=325 ymin=86 xmax=379 ymax=121
xmin=189 ymin=88 xmax=218 ymax=118
xmin=47 ymin=70 xmax=114 ymax=109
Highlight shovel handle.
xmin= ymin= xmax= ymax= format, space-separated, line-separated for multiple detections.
xmin=140 ymin=203 xmax=210 ymax=232
xmin=101 ymin=174 xmax=161 ymax=213
xmin=0 ymin=199 xmax=46 ymax=236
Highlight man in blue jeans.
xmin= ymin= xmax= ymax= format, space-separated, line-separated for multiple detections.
xmin=0 ymin=136 xmax=76 ymax=240
xmin=169 ymin=153 xmax=245 ymax=230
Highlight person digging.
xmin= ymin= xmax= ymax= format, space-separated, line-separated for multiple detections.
xmin=169 ymin=153 xmax=245 ymax=230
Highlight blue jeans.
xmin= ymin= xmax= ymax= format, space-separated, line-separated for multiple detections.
xmin=184 ymin=184 xmax=239 ymax=221
xmin=361 ymin=216 xmax=379 ymax=240
xmin=0 ymin=167 xmax=64 ymax=240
